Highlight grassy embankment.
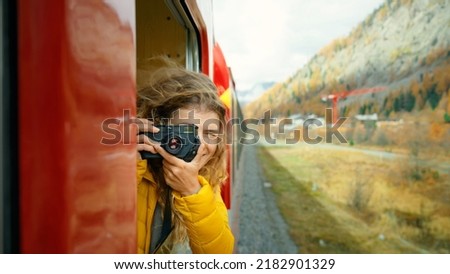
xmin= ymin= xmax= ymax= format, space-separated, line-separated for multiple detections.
xmin=258 ymin=144 xmax=450 ymax=253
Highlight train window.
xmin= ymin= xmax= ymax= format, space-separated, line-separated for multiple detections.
xmin=136 ymin=0 xmax=200 ymax=85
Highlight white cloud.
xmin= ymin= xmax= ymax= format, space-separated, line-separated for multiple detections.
xmin=213 ymin=0 xmax=385 ymax=92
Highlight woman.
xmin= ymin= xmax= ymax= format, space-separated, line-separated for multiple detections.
xmin=135 ymin=62 xmax=234 ymax=254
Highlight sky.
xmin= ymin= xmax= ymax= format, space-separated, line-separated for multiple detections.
xmin=213 ymin=0 xmax=385 ymax=92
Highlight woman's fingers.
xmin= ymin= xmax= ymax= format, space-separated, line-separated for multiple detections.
xmin=136 ymin=143 xmax=157 ymax=160
xmin=137 ymin=143 xmax=157 ymax=154
xmin=134 ymin=118 xmax=159 ymax=160
xmin=162 ymin=160 xmax=202 ymax=195
xmin=190 ymin=143 xmax=208 ymax=165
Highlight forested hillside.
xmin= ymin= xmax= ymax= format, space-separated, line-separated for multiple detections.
xmin=245 ymin=0 xmax=450 ymax=123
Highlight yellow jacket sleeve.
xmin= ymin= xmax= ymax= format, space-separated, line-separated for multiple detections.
xmin=136 ymin=159 xmax=147 ymax=186
xmin=173 ymin=176 xmax=234 ymax=254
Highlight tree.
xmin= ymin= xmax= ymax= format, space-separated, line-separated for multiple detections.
xmin=444 ymin=112 xmax=450 ymax=123
xmin=394 ymin=97 xmax=401 ymax=112
xmin=426 ymin=84 xmax=441 ymax=110
xmin=404 ymin=92 xmax=416 ymax=112
xmin=384 ymin=94 xmax=394 ymax=114
xmin=359 ymin=104 xmax=367 ymax=114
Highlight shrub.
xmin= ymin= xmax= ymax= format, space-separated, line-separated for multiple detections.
xmin=444 ymin=112 xmax=450 ymax=123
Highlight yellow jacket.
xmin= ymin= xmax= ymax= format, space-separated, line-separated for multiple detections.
xmin=137 ymin=160 xmax=234 ymax=254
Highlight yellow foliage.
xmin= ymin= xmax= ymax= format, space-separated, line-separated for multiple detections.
xmin=426 ymin=47 xmax=446 ymax=65
xmin=319 ymin=37 xmax=351 ymax=58
xmin=385 ymin=95 xmax=394 ymax=111
xmin=400 ymin=0 xmax=412 ymax=6
xmin=410 ymin=79 xmax=420 ymax=96
xmin=422 ymin=72 xmax=435 ymax=93
xmin=300 ymin=82 xmax=307 ymax=94
xmin=309 ymin=67 xmax=322 ymax=92
xmin=435 ymin=64 xmax=450 ymax=94
xmin=390 ymin=48 xmax=400 ymax=61
xmin=428 ymin=122 xmax=445 ymax=142
xmin=291 ymin=82 xmax=298 ymax=94
xmin=390 ymin=46 xmax=412 ymax=61
xmin=325 ymin=73 xmax=338 ymax=89
xmin=376 ymin=5 xmax=388 ymax=21
xmin=321 ymin=44 xmax=333 ymax=57
xmin=352 ymin=25 xmax=363 ymax=40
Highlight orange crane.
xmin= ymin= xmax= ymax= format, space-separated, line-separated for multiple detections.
xmin=322 ymin=86 xmax=387 ymax=124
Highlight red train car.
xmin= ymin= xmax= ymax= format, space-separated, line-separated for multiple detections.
xmin=1 ymin=0 xmax=240 ymax=253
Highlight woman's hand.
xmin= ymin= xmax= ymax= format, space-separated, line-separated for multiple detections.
xmin=135 ymin=118 xmax=160 ymax=160
xmin=154 ymin=143 xmax=212 ymax=196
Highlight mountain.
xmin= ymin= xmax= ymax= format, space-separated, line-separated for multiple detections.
xmin=244 ymin=0 xmax=450 ymax=122
xmin=236 ymin=81 xmax=275 ymax=107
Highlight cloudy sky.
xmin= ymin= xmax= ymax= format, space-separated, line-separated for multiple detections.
xmin=213 ymin=0 xmax=385 ymax=92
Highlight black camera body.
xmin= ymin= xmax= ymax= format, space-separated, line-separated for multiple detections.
xmin=140 ymin=124 xmax=200 ymax=162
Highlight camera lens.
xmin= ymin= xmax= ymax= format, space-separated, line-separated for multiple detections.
xmin=166 ymin=137 xmax=182 ymax=154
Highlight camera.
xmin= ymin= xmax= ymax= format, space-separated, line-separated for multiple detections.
xmin=139 ymin=124 xmax=200 ymax=162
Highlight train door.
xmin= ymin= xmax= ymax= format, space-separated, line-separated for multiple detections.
xmin=18 ymin=0 xmax=137 ymax=253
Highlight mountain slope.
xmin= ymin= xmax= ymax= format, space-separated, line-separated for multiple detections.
xmin=245 ymin=0 xmax=450 ymax=121
xmin=237 ymin=81 xmax=275 ymax=107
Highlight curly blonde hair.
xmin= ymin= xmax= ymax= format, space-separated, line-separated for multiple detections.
xmin=137 ymin=58 xmax=227 ymax=246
